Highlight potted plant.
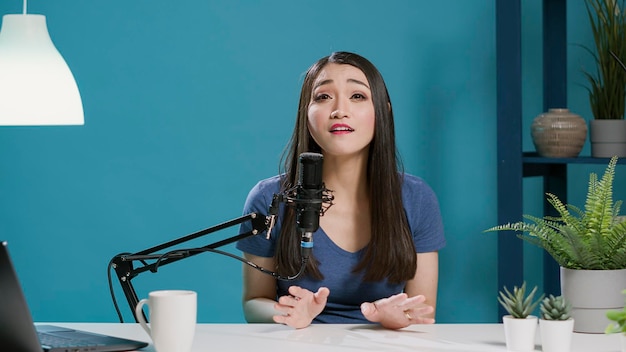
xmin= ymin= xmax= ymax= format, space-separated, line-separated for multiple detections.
xmin=498 ymin=282 xmax=543 ymax=352
xmin=582 ymin=0 xmax=626 ymax=157
xmin=539 ymin=295 xmax=574 ymax=352
xmin=485 ymin=156 xmax=626 ymax=333
xmin=605 ymin=289 xmax=626 ymax=352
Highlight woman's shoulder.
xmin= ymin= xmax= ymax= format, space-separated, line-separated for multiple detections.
xmin=400 ymin=172 xmax=430 ymax=190
xmin=247 ymin=174 xmax=284 ymax=198
xmin=400 ymin=172 xmax=438 ymax=202
xmin=254 ymin=174 xmax=283 ymax=188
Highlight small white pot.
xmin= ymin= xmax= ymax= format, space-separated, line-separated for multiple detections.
xmin=539 ymin=318 xmax=574 ymax=352
xmin=503 ymin=315 xmax=538 ymax=352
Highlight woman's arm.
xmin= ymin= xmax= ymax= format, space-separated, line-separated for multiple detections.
xmin=242 ymin=253 xmax=330 ymax=328
xmin=405 ymin=251 xmax=439 ymax=319
xmin=360 ymin=251 xmax=439 ymax=329
xmin=241 ymin=253 xmax=279 ymax=323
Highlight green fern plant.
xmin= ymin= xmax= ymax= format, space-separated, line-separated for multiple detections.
xmin=498 ymin=282 xmax=544 ymax=319
xmin=540 ymin=295 xmax=572 ymax=321
xmin=485 ymin=156 xmax=626 ymax=270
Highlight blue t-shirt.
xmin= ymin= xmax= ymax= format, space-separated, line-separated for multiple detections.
xmin=236 ymin=173 xmax=446 ymax=324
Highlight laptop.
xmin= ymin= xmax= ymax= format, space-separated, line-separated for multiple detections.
xmin=0 ymin=241 xmax=149 ymax=352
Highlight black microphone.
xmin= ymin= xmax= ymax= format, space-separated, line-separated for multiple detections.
xmin=295 ymin=152 xmax=324 ymax=260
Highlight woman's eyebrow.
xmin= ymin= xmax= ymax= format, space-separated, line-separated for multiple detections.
xmin=347 ymin=78 xmax=370 ymax=89
xmin=314 ymin=79 xmax=333 ymax=89
xmin=314 ymin=78 xmax=370 ymax=89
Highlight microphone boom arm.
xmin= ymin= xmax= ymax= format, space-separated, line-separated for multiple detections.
xmin=111 ymin=212 xmax=268 ymax=322
xmin=109 ymin=152 xmax=333 ymax=323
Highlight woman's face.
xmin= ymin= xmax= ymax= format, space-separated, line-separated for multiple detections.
xmin=307 ymin=63 xmax=375 ymax=158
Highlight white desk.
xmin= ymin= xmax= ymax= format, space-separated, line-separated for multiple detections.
xmin=49 ymin=322 xmax=622 ymax=352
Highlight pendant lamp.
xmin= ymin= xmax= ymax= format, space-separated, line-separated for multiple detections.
xmin=0 ymin=2 xmax=84 ymax=126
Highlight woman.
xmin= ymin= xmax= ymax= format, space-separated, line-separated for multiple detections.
xmin=236 ymin=51 xmax=445 ymax=329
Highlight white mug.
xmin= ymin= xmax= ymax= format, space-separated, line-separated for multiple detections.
xmin=135 ymin=290 xmax=197 ymax=352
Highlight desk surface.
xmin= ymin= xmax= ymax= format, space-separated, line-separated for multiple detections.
xmin=48 ymin=322 xmax=623 ymax=352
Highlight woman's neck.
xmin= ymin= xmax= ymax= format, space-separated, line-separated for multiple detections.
xmin=317 ymin=152 xmax=372 ymax=252
xmin=322 ymin=153 xmax=369 ymax=200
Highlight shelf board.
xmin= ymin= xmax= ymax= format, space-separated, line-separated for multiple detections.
xmin=523 ymin=152 xmax=626 ymax=165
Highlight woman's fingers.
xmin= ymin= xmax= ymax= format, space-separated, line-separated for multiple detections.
xmin=361 ymin=293 xmax=435 ymax=329
xmin=273 ymin=286 xmax=330 ymax=329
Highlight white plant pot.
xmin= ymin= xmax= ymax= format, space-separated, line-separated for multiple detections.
xmin=590 ymin=119 xmax=626 ymax=158
xmin=503 ymin=315 xmax=538 ymax=352
xmin=560 ymin=267 xmax=626 ymax=333
xmin=539 ymin=318 xmax=574 ymax=352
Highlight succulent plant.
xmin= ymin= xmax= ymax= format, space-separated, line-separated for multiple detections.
xmin=540 ymin=295 xmax=572 ymax=321
xmin=498 ymin=282 xmax=544 ymax=319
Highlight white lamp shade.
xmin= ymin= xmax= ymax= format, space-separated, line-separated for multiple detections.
xmin=0 ymin=14 xmax=84 ymax=125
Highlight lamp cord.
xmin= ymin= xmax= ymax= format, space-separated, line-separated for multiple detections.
xmin=23 ymin=0 xmax=27 ymax=14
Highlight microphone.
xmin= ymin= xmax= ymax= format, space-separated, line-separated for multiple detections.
xmin=295 ymin=152 xmax=324 ymax=260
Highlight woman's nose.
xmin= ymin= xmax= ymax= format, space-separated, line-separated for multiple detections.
xmin=331 ymin=99 xmax=349 ymax=119
xmin=331 ymin=109 xmax=348 ymax=119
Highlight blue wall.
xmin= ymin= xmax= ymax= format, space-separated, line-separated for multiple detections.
xmin=0 ymin=0 xmax=624 ymax=324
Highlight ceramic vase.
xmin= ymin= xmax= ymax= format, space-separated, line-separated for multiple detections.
xmin=531 ymin=108 xmax=587 ymax=158
xmin=539 ymin=318 xmax=574 ymax=352
xmin=503 ymin=315 xmax=538 ymax=352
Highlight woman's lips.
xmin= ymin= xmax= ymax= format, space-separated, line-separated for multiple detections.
xmin=330 ymin=123 xmax=354 ymax=134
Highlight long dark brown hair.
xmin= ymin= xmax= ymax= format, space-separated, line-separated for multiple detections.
xmin=275 ymin=52 xmax=416 ymax=284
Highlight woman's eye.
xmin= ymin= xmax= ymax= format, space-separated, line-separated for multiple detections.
xmin=352 ymin=93 xmax=367 ymax=100
xmin=313 ymin=93 xmax=331 ymax=101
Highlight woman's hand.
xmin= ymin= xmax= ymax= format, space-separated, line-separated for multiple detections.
xmin=360 ymin=293 xmax=435 ymax=329
xmin=273 ymin=286 xmax=330 ymax=329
